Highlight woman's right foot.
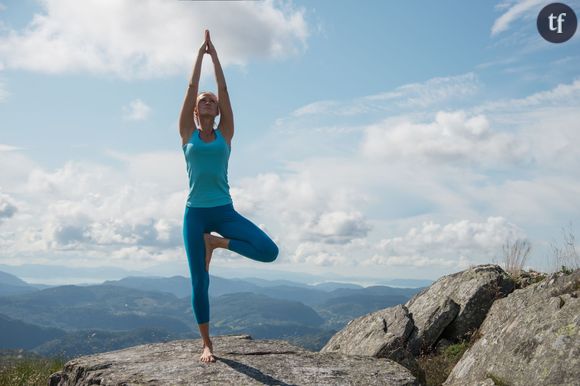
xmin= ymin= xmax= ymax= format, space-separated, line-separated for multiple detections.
xmin=200 ymin=341 xmax=215 ymax=363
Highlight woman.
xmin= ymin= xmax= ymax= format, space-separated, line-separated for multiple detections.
xmin=179 ymin=30 xmax=279 ymax=363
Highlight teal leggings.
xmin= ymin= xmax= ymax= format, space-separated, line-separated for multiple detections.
xmin=183 ymin=203 xmax=279 ymax=324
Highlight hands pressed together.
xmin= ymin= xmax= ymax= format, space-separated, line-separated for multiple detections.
xmin=199 ymin=29 xmax=217 ymax=57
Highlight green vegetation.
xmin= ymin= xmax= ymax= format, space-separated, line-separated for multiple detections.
xmin=416 ymin=341 xmax=470 ymax=386
xmin=0 ymin=355 xmax=66 ymax=386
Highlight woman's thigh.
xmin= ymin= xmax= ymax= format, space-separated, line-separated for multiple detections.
xmin=183 ymin=207 xmax=209 ymax=277
xmin=213 ymin=206 xmax=278 ymax=261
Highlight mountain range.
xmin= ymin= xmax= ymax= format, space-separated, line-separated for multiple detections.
xmin=0 ymin=269 xmax=422 ymax=359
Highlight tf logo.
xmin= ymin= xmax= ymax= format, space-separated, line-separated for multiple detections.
xmin=537 ymin=3 xmax=577 ymax=43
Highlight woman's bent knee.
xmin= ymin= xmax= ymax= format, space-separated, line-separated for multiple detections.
xmin=264 ymin=242 xmax=279 ymax=262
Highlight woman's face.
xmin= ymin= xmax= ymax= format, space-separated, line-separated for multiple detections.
xmin=196 ymin=93 xmax=219 ymax=118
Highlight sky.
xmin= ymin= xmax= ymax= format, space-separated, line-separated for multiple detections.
xmin=1 ymin=0 xmax=579 ymax=285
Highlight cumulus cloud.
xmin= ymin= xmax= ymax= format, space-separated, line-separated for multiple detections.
xmin=231 ymin=172 xmax=372 ymax=248
xmin=122 ymin=99 xmax=151 ymax=121
xmin=1 ymin=152 xmax=187 ymax=265
xmin=0 ymin=190 xmax=17 ymax=223
xmin=360 ymin=110 xmax=531 ymax=168
xmin=365 ymin=217 xmax=526 ymax=268
xmin=304 ymin=210 xmax=371 ymax=244
xmin=0 ymin=0 xmax=309 ymax=79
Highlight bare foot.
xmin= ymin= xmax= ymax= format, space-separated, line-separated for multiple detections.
xmin=200 ymin=341 xmax=216 ymax=363
xmin=203 ymin=233 xmax=215 ymax=272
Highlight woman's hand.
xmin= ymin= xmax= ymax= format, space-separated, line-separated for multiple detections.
xmin=205 ymin=30 xmax=217 ymax=58
xmin=198 ymin=30 xmax=210 ymax=54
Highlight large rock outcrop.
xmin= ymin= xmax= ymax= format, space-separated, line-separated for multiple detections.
xmin=405 ymin=264 xmax=514 ymax=354
xmin=320 ymin=305 xmax=421 ymax=378
xmin=49 ymin=334 xmax=419 ymax=385
xmin=320 ymin=264 xmax=514 ymax=377
xmin=443 ymin=269 xmax=580 ymax=386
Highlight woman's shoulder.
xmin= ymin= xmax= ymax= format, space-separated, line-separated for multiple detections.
xmin=181 ymin=127 xmax=197 ymax=147
xmin=216 ymin=127 xmax=232 ymax=150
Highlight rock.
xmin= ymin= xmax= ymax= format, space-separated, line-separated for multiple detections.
xmin=319 ymin=305 xmax=423 ymax=381
xmin=320 ymin=305 xmax=413 ymax=356
xmin=49 ymin=334 xmax=419 ymax=386
xmin=406 ymin=264 xmax=514 ymax=348
xmin=443 ymin=269 xmax=580 ymax=386
xmin=512 ymin=269 xmax=547 ymax=289
xmin=406 ymin=297 xmax=460 ymax=355
xmin=319 ymin=264 xmax=514 ymax=382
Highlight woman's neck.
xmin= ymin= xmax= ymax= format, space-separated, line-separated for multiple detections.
xmin=198 ymin=117 xmax=215 ymax=132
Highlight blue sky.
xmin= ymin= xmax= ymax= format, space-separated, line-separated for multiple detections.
xmin=1 ymin=0 xmax=579 ymax=285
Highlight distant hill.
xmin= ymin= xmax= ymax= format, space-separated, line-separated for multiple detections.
xmin=237 ymin=277 xmax=314 ymax=289
xmin=0 ymin=284 xmax=193 ymax=333
xmin=312 ymin=281 xmax=364 ymax=291
xmin=33 ymin=327 xmax=186 ymax=360
xmin=380 ymin=278 xmax=433 ymax=288
xmin=0 ymin=271 xmax=29 ymax=287
xmin=103 ymin=275 xmax=266 ymax=298
xmin=0 ymin=313 xmax=66 ymax=349
xmin=211 ymin=292 xmax=325 ymax=328
xmin=0 ymin=271 xmax=40 ymax=297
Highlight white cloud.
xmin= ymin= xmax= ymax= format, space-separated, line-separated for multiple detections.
xmin=365 ymin=217 xmax=525 ymax=268
xmin=305 ymin=210 xmax=371 ymax=245
xmin=122 ymin=99 xmax=151 ymax=121
xmin=475 ymin=78 xmax=580 ymax=112
xmin=0 ymin=144 xmax=22 ymax=151
xmin=231 ymin=171 xmax=372 ymax=247
xmin=1 ymin=152 xmax=187 ymax=265
xmin=380 ymin=217 xmax=525 ymax=251
xmin=491 ymin=0 xmax=545 ymax=36
xmin=0 ymin=190 xmax=17 ymax=223
xmin=2 ymin=74 xmax=580 ymax=277
xmin=0 ymin=0 xmax=309 ymax=79
xmin=365 ymin=72 xmax=480 ymax=108
xmin=288 ymin=72 xmax=480 ymax=119
xmin=360 ymin=110 xmax=531 ymax=169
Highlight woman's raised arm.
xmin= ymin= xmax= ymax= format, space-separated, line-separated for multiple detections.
xmin=206 ymin=32 xmax=234 ymax=142
xmin=179 ymin=32 xmax=208 ymax=142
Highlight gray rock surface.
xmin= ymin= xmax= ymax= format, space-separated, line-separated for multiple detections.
xmin=406 ymin=264 xmax=514 ymax=351
xmin=320 ymin=264 xmax=515 ymax=381
xmin=406 ymin=297 xmax=459 ymax=355
xmin=320 ymin=305 xmax=413 ymax=357
xmin=444 ymin=270 xmax=580 ymax=386
xmin=319 ymin=305 xmax=421 ymax=378
xmin=49 ymin=334 xmax=419 ymax=386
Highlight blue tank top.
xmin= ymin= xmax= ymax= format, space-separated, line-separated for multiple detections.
xmin=182 ymin=128 xmax=233 ymax=208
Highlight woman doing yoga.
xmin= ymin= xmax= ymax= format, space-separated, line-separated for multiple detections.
xmin=179 ymin=30 xmax=279 ymax=363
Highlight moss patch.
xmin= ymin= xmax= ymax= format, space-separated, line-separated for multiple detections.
xmin=417 ymin=341 xmax=470 ymax=386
